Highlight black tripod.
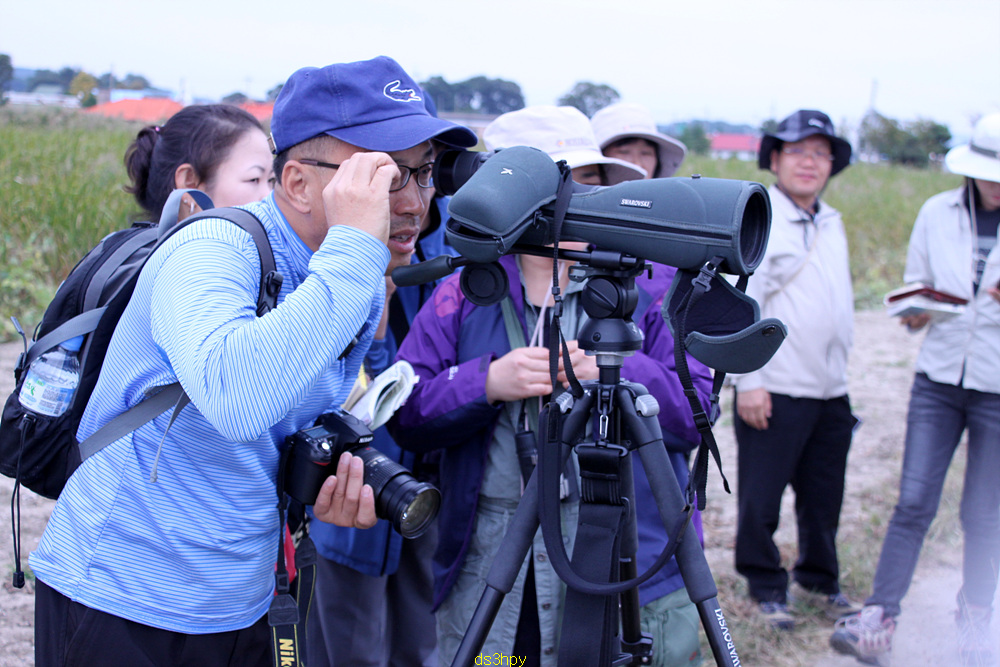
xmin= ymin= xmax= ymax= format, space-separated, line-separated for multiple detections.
xmin=451 ymin=257 xmax=741 ymax=667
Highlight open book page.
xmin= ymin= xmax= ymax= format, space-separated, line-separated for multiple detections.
xmin=884 ymin=282 xmax=968 ymax=304
xmin=883 ymin=283 xmax=967 ymax=320
xmin=341 ymin=370 xmax=369 ymax=414
xmin=342 ymin=360 xmax=418 ymax=431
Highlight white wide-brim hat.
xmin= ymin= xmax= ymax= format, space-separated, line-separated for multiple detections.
xmin=591 ymin=102 xmax=688 ymax=178
xmin=484 ymin=105 xmax=646 ymax=185
xmin=945 ymin=112 xmax=1000 ymax=183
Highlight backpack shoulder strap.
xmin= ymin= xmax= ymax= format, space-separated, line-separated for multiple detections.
xmin=157 ymin=189 xmax=215 ymax=237
xmin=78 ymin=207 xmax=282 ymax=461
xmin=24 ymin=309 xmax=106 ymax=371
xmin=165 ymin=207 xmax=282 ymax=314
xmin=85 ymin=226 xmax=163 ymax=312
xmin=77 ymin=383 xmax=186 ymax=460
xmin=499 ymin=295 xmax=527 ymax=431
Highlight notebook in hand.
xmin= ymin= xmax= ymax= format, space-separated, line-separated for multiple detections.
xmin=884 ymin=282 xmax=968 ymax=320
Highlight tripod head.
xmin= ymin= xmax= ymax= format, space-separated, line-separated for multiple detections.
xmin=571 ymin=253 xmax=645 ymax=368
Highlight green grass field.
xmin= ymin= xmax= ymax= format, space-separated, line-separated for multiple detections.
xmin=0 ymin=107 xmax=963 ymax=342
xmin=1 ymin=108 xmax=139 ymax=340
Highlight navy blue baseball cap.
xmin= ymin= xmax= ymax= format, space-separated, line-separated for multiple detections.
xmin=270 ymin=56 xmax=478 ymax=154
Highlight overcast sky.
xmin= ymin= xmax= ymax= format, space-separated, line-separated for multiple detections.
xmin=4 ymin=0 xmax=998 ymax=138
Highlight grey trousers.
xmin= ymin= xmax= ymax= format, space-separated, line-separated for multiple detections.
xmin=306 ymin=522 xmax=439 ymax=667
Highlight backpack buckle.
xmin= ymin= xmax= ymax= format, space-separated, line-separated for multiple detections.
xmin=13 ymin=352 xmax=26 ymax=385
xmin=257 ymin=271 xmax=284 ymax=316
xmin=338 ymin=322 xmax=369 ymax=361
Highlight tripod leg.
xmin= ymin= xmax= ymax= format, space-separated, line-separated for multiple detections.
xmin=451 ymin=474 xmax=540 ymax=667
xmin=635 ymin=441 xmax=740 ymax=667
xmin=616 ymin=452 xmax=654 ymax=663
xmin=618 ymin=557 xmax=654 ymax=664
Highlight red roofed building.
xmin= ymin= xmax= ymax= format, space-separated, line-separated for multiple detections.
xmin=84 ymin=98 xmax=184 ymax=124
xmin=84 ymin=98 xmax=275 ymax=127
xmin=239 ymin=101 xmax=274 ymax=124
xmin=710 ymin=133 xmax=761 ymax=161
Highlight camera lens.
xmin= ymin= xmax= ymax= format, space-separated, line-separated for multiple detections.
xmin=395 ymin=483 xmax=441 ymax=537
xmin=355 ymin=446 xmax=441 ymax=539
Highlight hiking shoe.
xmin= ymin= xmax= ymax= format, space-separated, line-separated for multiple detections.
xmin=823 ymin=592 xmax=865 ymax=620
xmin=790 ymin=582 xmax=864 ymax=619
xmin=957 ymin=604 xmax=996 ymax=666
xmin=758 ymin=600 xmax=795 ymax=630
xmin=830 ymin=605 xmax=894 ymax=666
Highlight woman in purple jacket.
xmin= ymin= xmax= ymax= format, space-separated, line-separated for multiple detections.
xmin=392 ymin=248 xmax=711 ymax=666
xmin=391 ymin=107 xmax=712 ymax=667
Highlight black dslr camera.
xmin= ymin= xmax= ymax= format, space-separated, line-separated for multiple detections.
xmin=283 ymin=409 xmax=440 ymax=538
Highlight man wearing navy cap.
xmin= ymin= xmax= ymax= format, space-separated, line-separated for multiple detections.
xmin=30 ymin=56 xmax=477 ymax=666
xmin=297 ymin=75 xmax=475 ymax=667
xmin=729 ymin=109 xmax=860 ymax=630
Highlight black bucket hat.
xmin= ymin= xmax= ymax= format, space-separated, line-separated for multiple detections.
xmin=758 ymin=109 xmax=852 ymax=176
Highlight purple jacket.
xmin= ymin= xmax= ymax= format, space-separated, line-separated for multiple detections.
xmin=391 ymin=255 xmax=712 ymax=608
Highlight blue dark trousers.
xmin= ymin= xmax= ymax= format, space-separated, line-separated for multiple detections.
xmin=306 ymin=522 xmax=438 ymax=667
xmin=734 ymin=393 xmax=855 ymax=603
xmin=34 ymin=579 xmax=270 ymax=667
xmin=868 ymin=373 xmax=1000 ymax=617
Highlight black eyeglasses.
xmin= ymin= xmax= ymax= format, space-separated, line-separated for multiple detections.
xmin=298 ymin=158 xmax=435 ymax=192
xmin=780 ymin=147 xmax=834 ymax=162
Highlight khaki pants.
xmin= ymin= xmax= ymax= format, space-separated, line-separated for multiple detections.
xmin=639 ymin=587 xmax=703 ymax=667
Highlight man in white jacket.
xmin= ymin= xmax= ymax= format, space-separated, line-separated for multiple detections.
xmin=732 ymin=109 xmax=860 ymax=630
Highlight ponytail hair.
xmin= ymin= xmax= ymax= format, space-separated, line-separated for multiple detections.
xmin=124 ymin=104 xmax=264 ymax=220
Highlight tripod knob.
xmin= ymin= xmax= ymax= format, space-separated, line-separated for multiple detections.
xmin=635 ymin=394 xmax=659 ymax=417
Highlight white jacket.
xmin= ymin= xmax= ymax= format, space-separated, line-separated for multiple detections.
xmin=904 ymin=187 xmax=1000 ymax=394
xmin=733 ymin=185 xmax=854 ymax=399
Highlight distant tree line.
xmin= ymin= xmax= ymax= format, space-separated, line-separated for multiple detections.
xmin=858 ymin=112 xmax=951 ymax=167
xmin=557 ymin=82 xmax=620 ymax=117
xmin=0 ymin=53 xmax=956 ymax=169
xmin=0 ymin=54 xmax=11 ymax=105
xmin=415 ymin=77 xmax=625 ymax=119
xmin=419 ymin=75 xmax=525 ymax=115
xmin=678 ymin=124 xmax=711 ymax=155
xmin=0 ymin=53 xmax=156 ymax=107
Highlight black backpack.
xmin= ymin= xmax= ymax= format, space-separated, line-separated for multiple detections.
xmin=0 ymin=191 xmax=320 ymax=658
xmin=0 ymin=190 xmax=283 ymax=585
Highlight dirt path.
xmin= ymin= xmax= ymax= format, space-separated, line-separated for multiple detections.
xmin=0 ymin=310 xmax=988 ymax=666
xmin=702 ymin=310 xmax=975 ymax=666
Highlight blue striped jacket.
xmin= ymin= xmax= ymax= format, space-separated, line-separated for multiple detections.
xmin=30 ymin=193 xmax=388 ymax=633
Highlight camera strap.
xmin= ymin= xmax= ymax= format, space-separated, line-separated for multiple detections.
xmin=547 ymin=163 xmax=585 ymax=402
xmin=501 ymin=295 xmax=574 ymax=499
xmin=268 ymin=447 xmax=315 ymax=667
xmin=535 ymin=388 xmax=692 ymax=664
xmin=537 ymin=390 xmax=691 ymax=595
xmin=672 ymin=258 xmax=734 ymax=511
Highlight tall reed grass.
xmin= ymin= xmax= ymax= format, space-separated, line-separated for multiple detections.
xmin=1 ymin=108 xmax=139 ymax=339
